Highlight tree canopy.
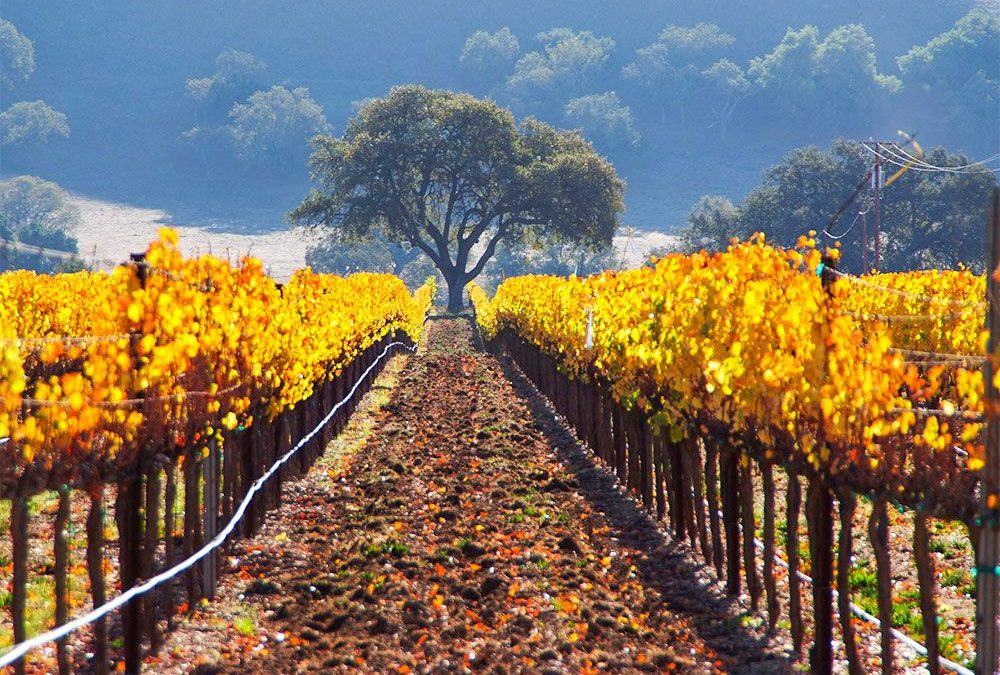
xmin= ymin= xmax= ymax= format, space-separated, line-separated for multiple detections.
xmin=564 ymin=91 xmax=639 ymax=149
xmin=305 ymin=235 xmax=437 ymax=289
xmin=186 ymin=49 xmax=267 ymax=104
xmin=506 ymin=29 xmax=615 ymax=108
xmin=897 ymin=8 xmax=999 ymax=122
xmin=227 ymin=85 xmax=330 ymax=166
xmin=623 ymin=23 xmax=738 ymax=129
xmin=680 ymin=139 xmax=998 ymax=272
xmin=290 ymin=85 xmax=625 ymax=311
xmin=0 ymin=176 xmax=82 ymax=272
xmin=749 ymin=25 xmax=900 ymax=124
xmin=0 ymin=19 xmax=69 ymax=150
xmin=459 ymin=27 xmax=520 ymax=86
xmin=0 ymin=18 xmax=34 ymax=89
xmin=0 ymin=100 xmax=70 ymax=146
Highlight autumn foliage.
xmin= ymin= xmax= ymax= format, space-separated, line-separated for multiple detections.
xmin=0 ymin=228 xmax=435 ymax=496
xmin=471 ymin=235 xmax=987 ymax=515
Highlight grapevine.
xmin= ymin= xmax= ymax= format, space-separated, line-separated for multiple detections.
xmin=0 ymin=228 xmax=435 ymax=497
xmin=471 ymin=234 xmax=988 ymax=516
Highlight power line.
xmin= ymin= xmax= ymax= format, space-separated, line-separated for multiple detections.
xmin=887 ymin=144 xmax=1000 ymax=173
xmin=867 ymin=143 xmax=1000 ymax=175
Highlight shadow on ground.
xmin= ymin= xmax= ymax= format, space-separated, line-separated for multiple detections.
xmin=494 ymin=340 xmax=798 ymax=674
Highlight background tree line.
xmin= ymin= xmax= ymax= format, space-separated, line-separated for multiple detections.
xmin=0 ymin=1 xmax=996 ymax=280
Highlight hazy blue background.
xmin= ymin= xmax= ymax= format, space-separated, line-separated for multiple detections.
xmin=1 ymin=1 xmax=995 ymax=233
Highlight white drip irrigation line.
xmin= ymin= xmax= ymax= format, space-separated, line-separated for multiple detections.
xmin=707 ymin=502 xmax=975 ymax=675
xmin=0 ymin=340 xmax=415 ymax=668
xmin=751 ymin=538 xmax=974 ymax=675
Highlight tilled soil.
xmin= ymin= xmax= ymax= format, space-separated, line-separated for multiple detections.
xmin=204 ymin=318 xmax=793 ymax=674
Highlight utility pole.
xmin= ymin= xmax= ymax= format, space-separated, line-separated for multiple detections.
xmin=872 ymin=142 xmax=882 ymax=271
xmin=860 ymin=209 xmax=868 ymax=274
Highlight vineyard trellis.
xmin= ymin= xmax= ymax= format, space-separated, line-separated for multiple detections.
xmin=471 ymin=188 xmax=1000 ymax=674
xmin=0 ymin=231 xmax=434 ymax=673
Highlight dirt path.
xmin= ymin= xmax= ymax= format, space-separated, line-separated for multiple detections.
xmin=192 ymin=318 xmax=791 ymax=674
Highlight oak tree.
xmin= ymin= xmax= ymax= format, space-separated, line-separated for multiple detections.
xmin=290 ymin=85 xmax=624 ymax=311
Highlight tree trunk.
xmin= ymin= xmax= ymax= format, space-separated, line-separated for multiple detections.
xmin=446 ymin=273 xmax=465 ymax=313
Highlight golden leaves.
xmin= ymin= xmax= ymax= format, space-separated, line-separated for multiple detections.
xmin=471 ymin=235 xmax=989 ymax=478
xmin=1 ymin=228 xmax=436 ymax=480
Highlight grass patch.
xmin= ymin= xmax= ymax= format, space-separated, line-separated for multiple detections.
xmin=940 ymin=568 xmax=971 ymax=589
xmin=892 ymin=588 xmax=923 ymax=636
xmin=233 ymin=614 xmax=256 ymax=637
xmin=362 ymin=539 xmax=410 ymax=558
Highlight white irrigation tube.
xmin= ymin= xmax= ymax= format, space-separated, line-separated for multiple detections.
xmin=714 ymin=502 xmax=976 ymax=675
xmin=752 ymin=537 xmax=974 ymax=675
xmin=0 ymin=340 xmax=415 ymax=668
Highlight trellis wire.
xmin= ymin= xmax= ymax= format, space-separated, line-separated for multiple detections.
xmin=0 ymin=340 xmax=414 ymax=669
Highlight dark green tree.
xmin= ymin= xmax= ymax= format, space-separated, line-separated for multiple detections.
xmin=701 ymin=59 xmax=750 ymax=140
xmin=0 ymin=19 xmax=70 ymax=148
xmin=714 ymin=140 xmax=996 ymax=272
xmin=874 ymin=146 xmax=998 ymax=271
xmin=304 ymin=235 xmax=437 ymax=290
xmin=186 ymin=49 xmax=267 ymax=116
xmin=290 ymin=85 xmax=625 ymax=311
xmin=677 ymin=195 xmax=742 ymax=252
xmin=483 ymin=240 xmax=615 ymax=293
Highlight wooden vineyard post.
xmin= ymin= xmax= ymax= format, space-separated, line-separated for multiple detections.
xmin=868 ymin=494 xmax=893 ymax=674
xmin=115 ymin=471 xmax=143 ymax=672
xmin=978 ymin=185 xmax=1000 ymax=675
xmin=10 ymin=495 xmax=29 ymax=675
xmin=654 ymin=432 xmax=667 ymax=521
xmin=119 ymin=251 xmax=148 ymax=673
xmin=612 ymin=403 xmax=627 ymax=483
xmin=720 ymin=447 xmax=740 ymax=595
xmin=786 ymin=471 xmax=804 ymax=653
xmin=807 ymin=479 xmax=835 ymax=675
xmin=240 ymin=428 xmax=255 ymax=538
xmin=202 ymin=436 xmax=219 ymax=599
xmin=914 ymin=512 xmax=940 ymax=673
xmin=673 ymin=439 xmax=689 ymax=544
xmin=761 ymin=461 xmax=779 ymax=630
xmin=683 ymin=440 xmax=697 ymax=549
xmin=739 ymin=455 xmax=760 ymax=611
xmin=836 ymin=488 xmax=862 ymax=675
xmin=163 ymin=464 xmax=177 ymax=632
xmin=808 ymin=251 xmax=838 ymax=675
xmin=639 ymin=417 xmax=653 ymax=509
xmin=692 ymin=439 xmax=708 ymax=559
xmin=86 ymin=486 xmax=109 ymax=674
xmin=142 ymin=464 xmax=162 ymax=653
xmin=54 ymin=486 xmax=71 ymax=675
xmin=704 ymin=437 xmax=724 ymax=579
xmin=183 ymin=444 xmax=201 ymax=604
